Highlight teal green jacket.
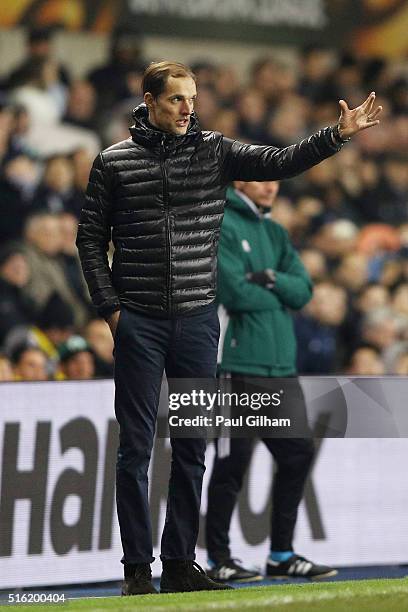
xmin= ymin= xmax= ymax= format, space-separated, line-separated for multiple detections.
xmin=218 ymin=188 xmax=313 ymax=376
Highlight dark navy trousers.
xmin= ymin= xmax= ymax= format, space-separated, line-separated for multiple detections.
xmin=113 ymin=304 xmax=219 ymax=564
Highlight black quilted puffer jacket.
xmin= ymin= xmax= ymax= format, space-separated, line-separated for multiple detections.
xmin=76 ymin=104 xmax=342 ymax=319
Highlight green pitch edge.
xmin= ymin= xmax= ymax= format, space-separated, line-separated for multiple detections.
xmin=2 ymin=577 xmax=408 ymax=612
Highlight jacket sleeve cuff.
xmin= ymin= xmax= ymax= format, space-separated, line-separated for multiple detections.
xmin=98 ymin=302 xmax=121 ymax=320
xmin=325 ymin=126 xmax=347 ymax=151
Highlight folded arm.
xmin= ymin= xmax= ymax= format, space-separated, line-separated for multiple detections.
xmin=217 ymin=224 xmax=283 ymax=313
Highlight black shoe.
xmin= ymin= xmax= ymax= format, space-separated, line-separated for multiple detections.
xmin=122 ymin=563 xmax=158 ymax=595
xmin=207 ymin=559 xmax=263 ymax=583
xmin=160 ymin=560 xmax=234 ymax=593
xmin=266 ymin=554 xmax=338 ymax=580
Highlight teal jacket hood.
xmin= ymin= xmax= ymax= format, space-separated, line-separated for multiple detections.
xmin=225 ymin=187 xmax=262 ymax=219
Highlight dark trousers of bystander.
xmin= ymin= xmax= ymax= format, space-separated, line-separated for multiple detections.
xmin=114 ymin=304 xmax=220 ymax=565
xmin=206 ymin=376 xmax=315 ymax=563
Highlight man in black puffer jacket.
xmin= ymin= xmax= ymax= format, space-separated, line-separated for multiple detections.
xmin=76 ymin=61 xmax=381 ymax=595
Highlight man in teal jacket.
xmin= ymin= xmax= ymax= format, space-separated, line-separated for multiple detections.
xmin=205 ymin=181 xmax=337 ymax=582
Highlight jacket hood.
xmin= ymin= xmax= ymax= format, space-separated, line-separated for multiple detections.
xmin=129 ymin=102 xmax=201 ymax=148
xmin=226 ymin=187 xmax=262 ymax=220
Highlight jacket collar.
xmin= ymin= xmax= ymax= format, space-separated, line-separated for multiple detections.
xmin=129 ymin=103 xmax=201 ymax=149
xmin=226 ymin=187 xmax=262 ymax=219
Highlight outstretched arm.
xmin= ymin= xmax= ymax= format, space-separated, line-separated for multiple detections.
xmin=220 ymin=93 xmax=382 ymax=183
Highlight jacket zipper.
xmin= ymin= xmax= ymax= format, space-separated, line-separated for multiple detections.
xmin=160 ymin=136 xmax=171 ymax=313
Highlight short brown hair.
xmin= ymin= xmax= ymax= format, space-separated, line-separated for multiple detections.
xmin=142 ymin=61 xmax=196 ymax=98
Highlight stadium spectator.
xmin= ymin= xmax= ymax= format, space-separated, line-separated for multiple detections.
xmin=356 ymin=223 xmax=401 ymax=256
xmin=211 ymin=109 xmax=240 ymax=139
xmin=36 ymin=292 xmax=75 ymax=349
xmin=58 ymin=335 xmax=95 ymax=380
xmin=379 ymin=254 xmax=406 ymax=289
xmin=213 ymin=108 xmax=238 ymax=140
xmin=0 ymin=99 xmax=14 ymax=165
xmin=300 ymin=159 xmax=356 ymax=224
xmin=298 ymin=45 xmax=335 ymax=101
xmin=319 ymin=52 xmax=365 ymax=110
xmin=83 ymin=319 xmax=114 ymax=378
xmin=59 ymin=212 xmax=92 ymax=310
xmin=335 ymin=252 xmax=370 ymax=294
xmin=192 ymin=86 xmax=219 ymax=131
xmin=0 ymin=243 xmax=36 ymax=348
xmin=360 ymin=155 xmax=408 ymax=226
xmin=347 ymin=346 xmax=385 ymax=375
xmin=293 ymin=196 xmax=325 ymax=241
xmin=9 ymin=56 xmax=65 ymax=126
xmin=250 ymin=57 xmax=295 ymax=105
xmin=0 ymin=155 xmax=39 ymax=243
xmin=87 ymin=29 xmax=146 ymax=113
xmin=391 ymin=283 xmax=408 ymax=316
xmin=4 ymin=26 xmax=70 ymax=91
xmin=394 ymin=352 xmax=408 ymax=375
xmin=270 ymin=196 xmax=298 ymax=234
xmin=383 ymin=340 xmax=408 ymax=374
xmin=295 ymin=282 xmax=348 ymax=373
xmin=11 ymin=345 xmax=48 ymax=381
xmin=357 ymin=283 xmax=391 ymax=313
xmin=299 ymin=248 xmax=328 ymax=281
xmin=62 ymin=80 xmax=98 ymax=131
xmin=2 ymin=292 xmax=75 ymax=378
xmin=189 ymin=61 xmax=217 ymax=88
xmin=22 ymin=212 xmax=88 ymax=327
xmin=236 ymin=90 xmax=269 ymax=144
xmin=334 ymin=253 xmax=368 ymax=295
xmin=71 ymin=148 xmax=93 ymax=200
xmin=361 ymin=307 xmax=402 ymax=353
xmin=5 ymin=104 xmax=32 ymax=162
xmin=32 ymin=156 xmax=84 ymax=217
xmin=312 ymin=220 xmax=359 ymax=262
xmin=340 ymin=283 xmax=391 ymax=361
xmin=6 ymin=43 xmax=99 ymax=157
xmin=213 ymin=66 xmax=240 ymax=108
xmin=267 ymin=94 xmax=310 ymax=147
xmin=0 ymin=354 xmax=14 ymax=381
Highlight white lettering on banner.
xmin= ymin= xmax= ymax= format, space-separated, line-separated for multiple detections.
xmin=127 ymin=0 xmax=327 ymax=28
xmin=0 ymin=381 xmax=408 ymax=588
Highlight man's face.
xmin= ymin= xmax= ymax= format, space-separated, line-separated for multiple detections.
xmin=17 ymin=349 xmax=48 ymax=381
xmin=64 ymin=351 xmax=95 ymax=380
xmin=235 ymin=181 xmax=280 ymax=208
xmin=27 ymin=216 xmax=63 ymax=256
xmin=145 ymin=76 xmax=197 ymax=136
xmin=0 ymin=253 xmax=30 ymax=288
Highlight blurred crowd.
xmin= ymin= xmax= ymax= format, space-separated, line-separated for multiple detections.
xmin=0 ymin=26 xmax=407 ymax=381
